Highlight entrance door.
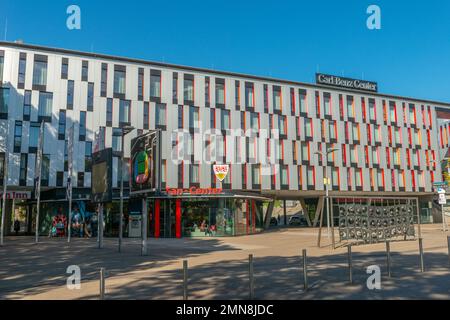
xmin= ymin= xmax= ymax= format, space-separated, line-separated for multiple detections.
xmin=159 ymin=200 xmax=177 ymax=238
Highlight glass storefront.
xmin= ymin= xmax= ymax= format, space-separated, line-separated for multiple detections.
xmin=147 ymin=197 xmax=267 ymax=238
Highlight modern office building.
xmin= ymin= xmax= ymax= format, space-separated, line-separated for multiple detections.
xmin=0 ymin=41 xmax=449 ymax=238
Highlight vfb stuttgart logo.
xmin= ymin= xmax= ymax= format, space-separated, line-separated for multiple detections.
xmin=213 ymin=165 xmax=229 ymax=182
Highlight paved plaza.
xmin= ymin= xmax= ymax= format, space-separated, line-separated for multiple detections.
xmin=0 ymin=224 xmax=449 ymax=300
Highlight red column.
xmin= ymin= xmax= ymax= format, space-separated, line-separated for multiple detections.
xmin=155 ymin=200 xmax=160 ymax=238
xmin=252 ymin=200 xmax=256 ymax=234
xmin=246 ymin=200 xmax=249 ymax=235
xmin=176 ymin=199 xmax=182 ymax=239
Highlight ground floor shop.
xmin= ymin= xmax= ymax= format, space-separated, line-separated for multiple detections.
xmin=143 ymin=197 xmax=268 ymax=238
xmin=0 ymin=188 xmax=440 ymax=238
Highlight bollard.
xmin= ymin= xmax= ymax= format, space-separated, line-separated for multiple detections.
xmin=99 ymin=268 xmax=105 ymax=300
xmin=386 ymin=241 xmax=391 ymax=278
xmin=302 ymin=249 xmax=308 ymax=291
xmin=183 ymin=260 xmax=188 ymax=300
xmin=347 ymin=245 xmax=353 ymax=284
xmin=419 ymin=238 xmax=425 ymax=273
xmin=249 ymin=254 xmax=255 ymax=300
xmin=447 ymin=236 xmax=450 ymax=268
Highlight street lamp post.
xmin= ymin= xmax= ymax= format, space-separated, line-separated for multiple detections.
xmin=315 ymin=148 xmax=339 ymax=241
xmin=119 ymin=125 xmax=135 ymax=253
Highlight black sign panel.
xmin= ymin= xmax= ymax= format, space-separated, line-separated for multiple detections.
xmin=91 ymin=148 xmax=113 ymax=203
xmin=316 ymin=73 xmax=378 ymax=93
xmin=130 ymin=130 xmax=161 ymax=195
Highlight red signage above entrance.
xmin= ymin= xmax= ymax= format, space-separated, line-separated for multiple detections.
xmin=166 ymin=187 xmax=223 ymax=196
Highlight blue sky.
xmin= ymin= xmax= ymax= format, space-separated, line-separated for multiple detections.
xmin=1 ymin=0 xmax=450 ymax=102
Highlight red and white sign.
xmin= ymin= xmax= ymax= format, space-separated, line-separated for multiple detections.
xmin=213 ymin=165 xmax=229 ymax=182
xmin=166 ymin=187 xmax=223 ymax=196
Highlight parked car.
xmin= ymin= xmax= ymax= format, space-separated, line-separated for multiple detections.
xmin=288 ymin=215 xmax=308 ymax=226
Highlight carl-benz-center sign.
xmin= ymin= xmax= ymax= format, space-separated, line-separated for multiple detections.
xmin=316 ymin=73 xmax=378 ymax=93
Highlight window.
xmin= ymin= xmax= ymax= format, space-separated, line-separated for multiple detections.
xmin=393 ymin=148 xmax=401 ymax=166
xmin=332 ymin=167 xmax=339 ymax=188
xmin=87 ymin=82 xmax=94 ymax=111
xmin=299 ymin=89 xmax=307 ymax=114
xmin=210 ymin=109 xmax=215 ymax=129
xmin=143 ymin=102 xmax=149 ymax=129
xmin=289 ymin=88 xmax=296 ymax=114
xmin=56 ymin=171 xmax=64 ymax=187
xmin=324 ymin=93 xmax=331 ymax=117
xmin=101 ymin=63 xmax=108 ymax=97
xmin=273 ymin=86 xmax=282 ymax=111
xmin=305 ymin=118 xmax=313 ymax=138
xmin=216 ymin=78 xmax=225 ymax=105
xmin=278 ymin=115 xmax=286 ymax=135
xmin=112 ymin=128 xmax=122 ymax=152
xmin=281 ymin=165 xmax=289 ymax=186
xmin=150 ymin=70 xmax=161 ymax=99
xmin=114 ymin=66 xmax=126 ymax=95
xmin=0 ymin=87 xmax=9 ymax=117
xmin=58 ymin=110 xmax=66 ymax=140
xmin=85 ymin=142 xmax=92 ymax=172
xmin=389 ymin=101 xmax=397 ymax=123
xmin=355 ymin=168 xmax=362 ymax=188
xmin=221 ymin=109 xmax=230 ymax=130
xmin=106 ymin=98 xmax=113 ymax=126
xmin=38 ymin=92 xmax=52 ymax=121
xmin=29 ymin=122 xmax=40 ymax=151
xmin=352 ymin=123 xmax=360 ymax=142
xmin=301 ymin=142 xmax=309 ymax=162
xmin=41 ymin=154 xmax=50 ymax=186
xmin=173 ymin=72 xmax=178 ymax=103
xmin=19 ymin=154 xmax=27 ymax=185
xmin=190 ymin=164 xmax=199 ymax=183
xmin=249 ymin=165 xmax=260 ymax=185
xmin=235 ymin=81 xmax=240 ymax=106
xmin=394 ymin=127 xmax=401 ymax=144
xmin=119 ymin=100 xmax=130 ymax=125
xmin=372 ymin=147 xmax=379 ymax=165
xmin=306 ymin=166 xmax=315 ymax=186
xmin=369 ymin=99 xmax=376 ymax=121
xmin=263 ymin=84 xmax=269 ymax=112
xmin=184 ymin=75 xmax=194 ymax=103
xmin=245 ymin=82 xmax=254 ymax=108
xmin=156 ymin=103 xmax=166 ymax=127
xmin=350 ymin=145 xmax=357 ymax=164
xmin=0 ymin=153 xmax=4 ymax=181
xmin=32 ymin=55 xmax=47 ymax=87
xmin=81 ymin=61 xmax=88 ymax=81
xmin=23 ymin=90 xmax=31 ymax=121
xmin=189 ymin=106 xmax=199 ymax=129
xmin=18 ymin=53 xmax=27 ymax=88
xmin=346 ymin=96 xmax=354 ymax=118
xmin=409 ymin=104 xmax=416 ymax=125
xmin=374 ymin=125 xmax=381 ymax=143
xmin=61 ymin=58 xmax=68 ymax=79
xmin=329 ymin=121 xmax=336 ymax=140
xmin=179 ymin=105 xmax=184 ymax=129
xmin=413 ymin=149 xmax=419 ymax=167
xmin=0 ymin=52 xmax=3 ymax=82
xmin=137 ymin=68 xmax=144 ymax=100
xmin=250 ymin=112 xmax=259 ymax=131
xmin=14 ymin=121 xmax=22 ymax=153
xmin=205 ymin=76 xmax=210 ymax=105
xmin=67 ymin=80 xmax=74 ymax=109
xmin=161 ymin=160 xmax=167 ymax=184
xmin=77 ymin=172 xmax=85 ymax=188
xmin=79 ymin=111 xmax=86 ymax=141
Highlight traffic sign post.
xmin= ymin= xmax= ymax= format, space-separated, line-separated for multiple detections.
xmin=437 ymin=188 xmax=448 ymax=232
